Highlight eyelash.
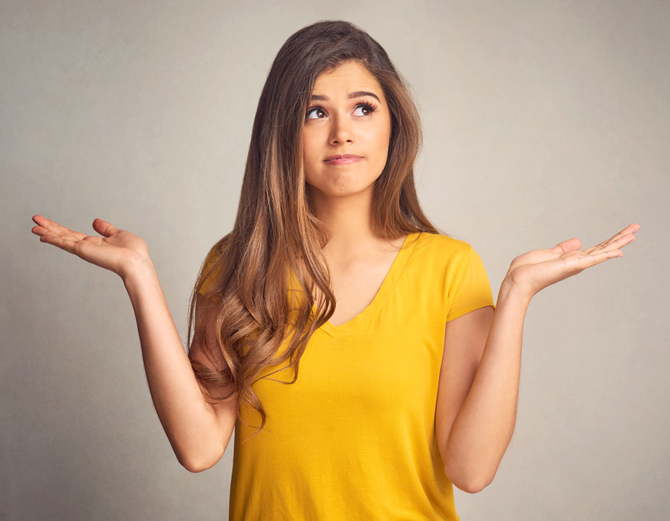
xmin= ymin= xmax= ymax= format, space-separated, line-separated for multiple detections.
xmin=305 ymin=101 xmax=378 ymax=120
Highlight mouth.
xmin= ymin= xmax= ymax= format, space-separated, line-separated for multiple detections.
xmin=323 ymin=154 xmax=363 ymax=165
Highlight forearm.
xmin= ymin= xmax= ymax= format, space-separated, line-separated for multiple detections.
xmin=442 ymin=284 xmax=530 ymax=492
xmin=123 ymin=258 xmax=232 ymax=471
xmin=440 ymin=224 xmax=638 ymax=492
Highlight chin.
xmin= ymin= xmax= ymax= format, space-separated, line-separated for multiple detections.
xmin=316 ymin=184 xmax=375 ymax=201
xmin=307 ymin=174 xmax=380 ymax=200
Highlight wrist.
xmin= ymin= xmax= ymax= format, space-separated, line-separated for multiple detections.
xmin=120 ymin=254 xmax=157 ymax=286
xmin=497 ymin=277 xmax=533 ymax=308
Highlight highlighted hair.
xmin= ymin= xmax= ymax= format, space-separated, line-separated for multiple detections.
xmin=187 ymin=20 xmax=437 ymax=431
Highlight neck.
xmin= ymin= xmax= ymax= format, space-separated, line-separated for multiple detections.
xmin=310 ymin=188 xmax=380 ymax=257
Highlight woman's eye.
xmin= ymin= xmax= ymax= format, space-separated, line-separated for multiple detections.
xmin=306 ymin=107 xmax=327 ymax=120
xmin=353 ymin=103 xmax=375 ymax=116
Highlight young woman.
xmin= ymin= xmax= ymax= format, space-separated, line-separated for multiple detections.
xmin=31 ymin=20 xmax=637 ymax=520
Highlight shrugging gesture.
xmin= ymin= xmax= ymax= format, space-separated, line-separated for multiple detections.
xmin=503 ymin=223 xmax=639 ymax=302
xmin=26 ymin=18 xmax=643 ymax=517
xmin=31 ymin=215 xmax=150 ymax=279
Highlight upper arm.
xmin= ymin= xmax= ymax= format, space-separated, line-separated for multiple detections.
xmin=435 ymin=306 xmax=494 ymax=454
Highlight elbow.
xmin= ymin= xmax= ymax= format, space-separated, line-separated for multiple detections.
xmin=445 ymin=466 xmax=496 ymax=494
xmin=176 ymin=445 xmax=225 ymax=474
xmin=172 ymin=418 xmax=235 ymax=473
xmin=180 ymin=457 xmax=216 ymax=474
xmin=450 ymin=475 xmax=493 ymax=494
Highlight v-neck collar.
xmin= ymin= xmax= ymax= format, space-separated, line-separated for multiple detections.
xmin=319 ymin=232 xmax=420 ymax=339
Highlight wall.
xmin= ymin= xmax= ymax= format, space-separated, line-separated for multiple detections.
xmin=1 ymin=1 xmax=668 ymax=519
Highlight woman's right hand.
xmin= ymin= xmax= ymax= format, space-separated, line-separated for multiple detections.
xmin=32 ymin=214 xmax=234 ymax=469
xmin=31 ymin=215 xmax=151 ymax=279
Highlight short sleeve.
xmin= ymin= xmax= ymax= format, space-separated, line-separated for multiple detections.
xmin=197 ymin=240 xmax=225 ymax=300
xmin=446 ymin=246 xmax=494 ymax=322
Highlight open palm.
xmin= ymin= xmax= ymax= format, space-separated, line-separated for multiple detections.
xmin=505 ymin=223 xmax=639 ymax=299
xmin=31 ymin=215 xmax=151 ymax=278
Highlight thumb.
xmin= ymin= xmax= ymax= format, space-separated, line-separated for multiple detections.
xmin=92 ymin=218 xmax=119 ymax=237
xmin=553 ymin=238 xmax=581 ymax=254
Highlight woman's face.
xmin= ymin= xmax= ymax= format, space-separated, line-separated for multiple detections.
xmin=302 ymin=61 xmax=392 ymax=202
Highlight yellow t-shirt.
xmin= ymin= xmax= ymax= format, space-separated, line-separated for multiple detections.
xmin=202 ymin=232 xmax=494 ymax=520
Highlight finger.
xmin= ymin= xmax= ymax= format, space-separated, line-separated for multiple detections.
xmin=32 ymin=215 xmax=70 ymax=232
xmin=31 ymin=224 xmax=49 ymax=236
xmin=552 ymin=238 xmax=582 ymax=254
xmin=32 ymin=214 xmax=54 ymax=227
xmin=621 ymin=223 xmax=641 ymax=235
xmin=39 ymin=232 xmax=79 ymax=254
xmin=92 ymin=218 xmax=119 ymax=237
xmin=580 ymin=248 xmax=624 ymax=267
xmin=584 ymin=223 xmax=641 ymax=253
xmin=561 ymin=249 xmax=623 ymax=275
xmin=32 ymin=216 xmax=88 ymax=241
xmin=32 ymin=215 xmax=61 ymax=236
xmin=584 ymin=232 xmax=636 ymax=255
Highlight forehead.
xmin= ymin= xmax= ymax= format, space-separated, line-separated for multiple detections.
xmin=312 ymin=61 xmax=384 ymax=96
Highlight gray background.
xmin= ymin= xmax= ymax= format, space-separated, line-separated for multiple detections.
xmin=2 ymin=0 xmax=668 ymax=520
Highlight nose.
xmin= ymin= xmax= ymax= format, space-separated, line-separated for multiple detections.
xmin=329 ymin=113 xmax=354 ymax=145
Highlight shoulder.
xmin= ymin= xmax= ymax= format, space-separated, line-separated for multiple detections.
xmin=399 ymin=232 xmax=494 ymax=318
xmin=407 ymin=233 xmax=490 ymax=289
xmin=203 ymin=236 xmax=229 ymax=268
xmin=410 ymin=232 xmax=477 ymax=265
xmin=198 ymin=235 xmax=230 ymax=297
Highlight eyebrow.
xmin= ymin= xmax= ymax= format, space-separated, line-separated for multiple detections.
xmin=310 ymin=91 xmax=381 ymax=103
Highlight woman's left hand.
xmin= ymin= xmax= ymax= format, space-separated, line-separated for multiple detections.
xmin=502 ymin=223 xmax=639 ymax=302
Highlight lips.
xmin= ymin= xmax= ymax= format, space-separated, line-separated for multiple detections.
xmin=323 ymin=154 xmax=363 ymax=165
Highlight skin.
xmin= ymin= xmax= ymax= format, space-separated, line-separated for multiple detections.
xmin=302 ymin=61 xmax=401 ymax=326
xmin=31 ymin=60 xmax=639 ymax=490
xmin=303 ymin=61 xmax=391 ymax=202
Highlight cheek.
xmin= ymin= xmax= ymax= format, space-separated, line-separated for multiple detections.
xmin=372 ymin=114 xmax=391 ymax=150
xmin=302 ymin=130 xmax=320 ymax=160
xmin=372 ymin=126 xmax=391 ymax=161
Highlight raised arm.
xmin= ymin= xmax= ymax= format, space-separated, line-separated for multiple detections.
xmin=435 ymin=223 xmax=639 ymax=493
xmin=31 ymin=215 xmax=236 ymax=472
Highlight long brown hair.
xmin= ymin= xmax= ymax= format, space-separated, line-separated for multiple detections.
xmin=188 ymin=20 xmax=438 ymax=431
